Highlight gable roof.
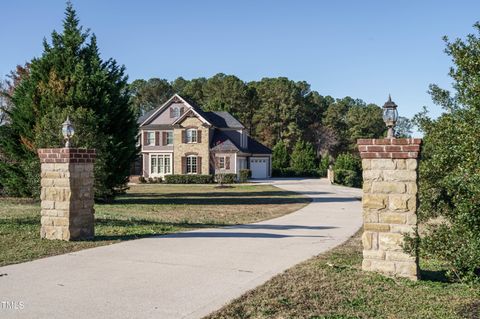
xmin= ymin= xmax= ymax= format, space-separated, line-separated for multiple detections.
xmin=138 ymin=94 xmax=245 ymax=130
xmin=171 ymin=105 xmax=212 ymax=127
xmin=138 ymin=94 xmax=197 ymax=127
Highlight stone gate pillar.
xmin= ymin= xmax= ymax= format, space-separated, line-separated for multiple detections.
xmin=357 ymin=138 xmax=421 ymax=280
xmin=37 ymin=148 xmax=96 ymax=241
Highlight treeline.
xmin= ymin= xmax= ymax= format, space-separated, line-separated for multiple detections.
xmin=130 ymin=75 xmax=411 ymax=160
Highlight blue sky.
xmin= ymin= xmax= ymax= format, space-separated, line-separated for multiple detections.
xmin=2 ymin=0 xmax=480 ymax=125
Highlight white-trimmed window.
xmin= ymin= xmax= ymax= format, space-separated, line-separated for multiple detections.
xmin=218 ymin=156 xmax=225 ymax=169
xmin=146 ymin=132 xmax=155 ymax=145
xmin=186 ymin=155 xmax=197 ymax=174
xmin=186 ymin=129 xmax=197 ymax=143
xmin=166 ymin=131 xmax=174 ymax=145
xmin=150 ymin=154 xmax=172 ymax=175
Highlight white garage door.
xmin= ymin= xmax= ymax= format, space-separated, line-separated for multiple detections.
xmin=250 ymin=158 xmax=268 ymax=179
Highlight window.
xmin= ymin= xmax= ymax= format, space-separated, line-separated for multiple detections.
xmin=146 ymin=132 xmax=155 ymax=145
xmin=166 ymin=131 xmax=173 ymax=145
xmin=186 ymin=156 xmax=197 ymax=174
xmin=218 ymin=156 xmax=225 ymax=169
xmin=186 ymin=129 xmax=197 ymax=143
xmin=172 ymin=107 xmax=181 ymax=118
xmin=150 ymin=154 xmax=172 ymax=175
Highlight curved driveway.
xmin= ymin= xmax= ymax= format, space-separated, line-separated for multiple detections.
xmin=0 ymin=178 xmax=362 ymax=319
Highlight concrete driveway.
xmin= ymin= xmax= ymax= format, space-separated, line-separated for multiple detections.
xmin=0 ymin=178 xmax=362 ymax=319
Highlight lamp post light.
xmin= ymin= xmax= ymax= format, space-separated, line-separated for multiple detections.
xmin=383 ymin=95 xmax=398 ymax=138
xmin=61 ymin=117 xmax=75 ymax=148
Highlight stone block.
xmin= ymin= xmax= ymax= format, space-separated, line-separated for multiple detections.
xmin=363 ymin=210 xmax=379 ymax=223
xmin=55 ymin=201 xmax=70 ymax=210
xmin=362 ymin=159 xmax=371 ymax=170
xmin=364 ymin=259 xmax=395 ymax=274
xmin=363 ymin=170 xmax=383 ymax=181
xmin=364 ymin=223 xmax=390 ymax=232
xmin=40 ymin=216 xmax=54 ymax=226
xmin=52 ymin=217 xmax=69 ymax=226
xmin=405 ymin=182 xmax=418 ymax=195
xmin=362 ymin=194 xmax=387 ymax=209
xmin=383 ymin=170 xmax=417 ymax=182
xmin=395 ymin=262 xmax=418 ymax=280
xmin=395 ymin=159 xmax=407 ymax=169
xmin=362 ymin=231 xmax=378 ymax=250
xmin=371 ymin=159 xmax=396 ymax=170
xmin=379 ymin=212 xmax=406 ymax=224
xmin=362 ymin=181 xmax=372 ymax=193
xmin=372 ymin=182 xmax=406 ymax=194
xmin=388 ymin=195 xmax=412 ymax=211
xmin=390 ymin=224 xmax=415 ymax=234
xmin=53 ymin=178 xmax=70 ymax=188
xmin=386 ymin=251 xmax=416 ymax=262
xmin=41 ymin=200 xmax=55 ymax=209
xmin=379 ymin=233 xmax=404 ymax=251
xmin=406 ymin=159 xmax=418 ymax=170
xmin=41 ymin=179 xmax=54 ymax=187
xmin=406 ymin=213 xmax=417 ymax=225
xmin=42 ymin=171 xmax=62 ymax=179
xmin=363 ymin=249 xmax=385 ymax=260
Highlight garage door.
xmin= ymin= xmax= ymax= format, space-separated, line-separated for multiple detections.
xmin=250 ymin=158 xmax=268 ymax=179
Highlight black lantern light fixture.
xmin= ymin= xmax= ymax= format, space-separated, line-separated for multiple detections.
xmin=383 ymin=95 xmax=398 ymax=138
xmin=61 ymin=117 xmax=75 ymax=148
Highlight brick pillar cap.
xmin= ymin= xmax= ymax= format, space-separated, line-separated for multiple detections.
xmin=357 ymin=138 xmax=422 ymax=159
xmin=38 ymin=148 xmax=96 ymax=163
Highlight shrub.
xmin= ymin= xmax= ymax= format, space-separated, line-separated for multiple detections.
xmin=138 ymin=176 xmax=147 ymax=184
xmin=164 ymin=174 xmax=214 ymax=184
xmin=147 ymin=177 xmax=162 ymax=184
xmin=334 ymin=169 xmax=361 ymax=188
xmin=333 ymin=153 xmax=362 ymax=188
xmin=406 ymin=24 xmax=480 ymax=281
xmin=215 ymin=173 xmax=237 ymax=184
xmin=239 ymin=169 xmax=251 ymax=183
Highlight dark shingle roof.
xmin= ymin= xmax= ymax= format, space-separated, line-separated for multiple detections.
xmin=203 ymin=111 xmax=245 ymax=129
xmin=137 ymin=108 xmax=157 ymax=124
xmin=210 ymin=130 xmax=272 ymax=155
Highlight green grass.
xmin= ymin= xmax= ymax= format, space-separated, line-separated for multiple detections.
xmin=0 ymin=184 xmax=310 ymax=267
xmin=206 ymin=231 xmax=480 ymax=319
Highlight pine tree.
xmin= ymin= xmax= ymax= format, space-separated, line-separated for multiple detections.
xmin=272 ymin=140 xmax=289 ymax=169
xmin=290 ymin=140 xmax=317 ymax=171
xmin=0 ymin=3 xmax=137 ymax=200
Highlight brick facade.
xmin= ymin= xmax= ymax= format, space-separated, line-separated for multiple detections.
xmin=38 ymin=148 xmax=96 ymax=241
xmin=357 ymin=138 xmax=421 ymax=280
xmin=173 ymin=116 xmax=210 ymax=175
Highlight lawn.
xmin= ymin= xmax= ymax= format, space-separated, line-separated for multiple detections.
xmin=0 ymin=184 xmax=309 ymax=267
xmin=206 ymin=231 xmax=480 ymax=319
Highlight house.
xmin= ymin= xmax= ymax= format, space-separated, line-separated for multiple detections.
xmin=137 ymin=94 xmax=272 ymax=179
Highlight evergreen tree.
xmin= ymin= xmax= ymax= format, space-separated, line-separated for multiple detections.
xmin=290 ymin=140 xmax=317 ymax=171
xmin=409 ymin=23 xmax=480 ymax=281
xmin=272 ymin=140 xmax=289 ymax=169
xmin=0 ymin=3 xmax=137 ymax=200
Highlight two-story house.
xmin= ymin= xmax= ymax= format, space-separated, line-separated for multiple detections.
xmin=137 ymin=94 xmax=272 ymax=179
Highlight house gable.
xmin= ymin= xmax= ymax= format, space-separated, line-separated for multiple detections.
xmin=139 ymin=94 xmax=193 ymax=127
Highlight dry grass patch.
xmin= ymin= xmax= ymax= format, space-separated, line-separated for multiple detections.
xmin=206 ymin=231 xmax=480 ymax=319
xmin=0 ymin=184 xmax=309 ymax=266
